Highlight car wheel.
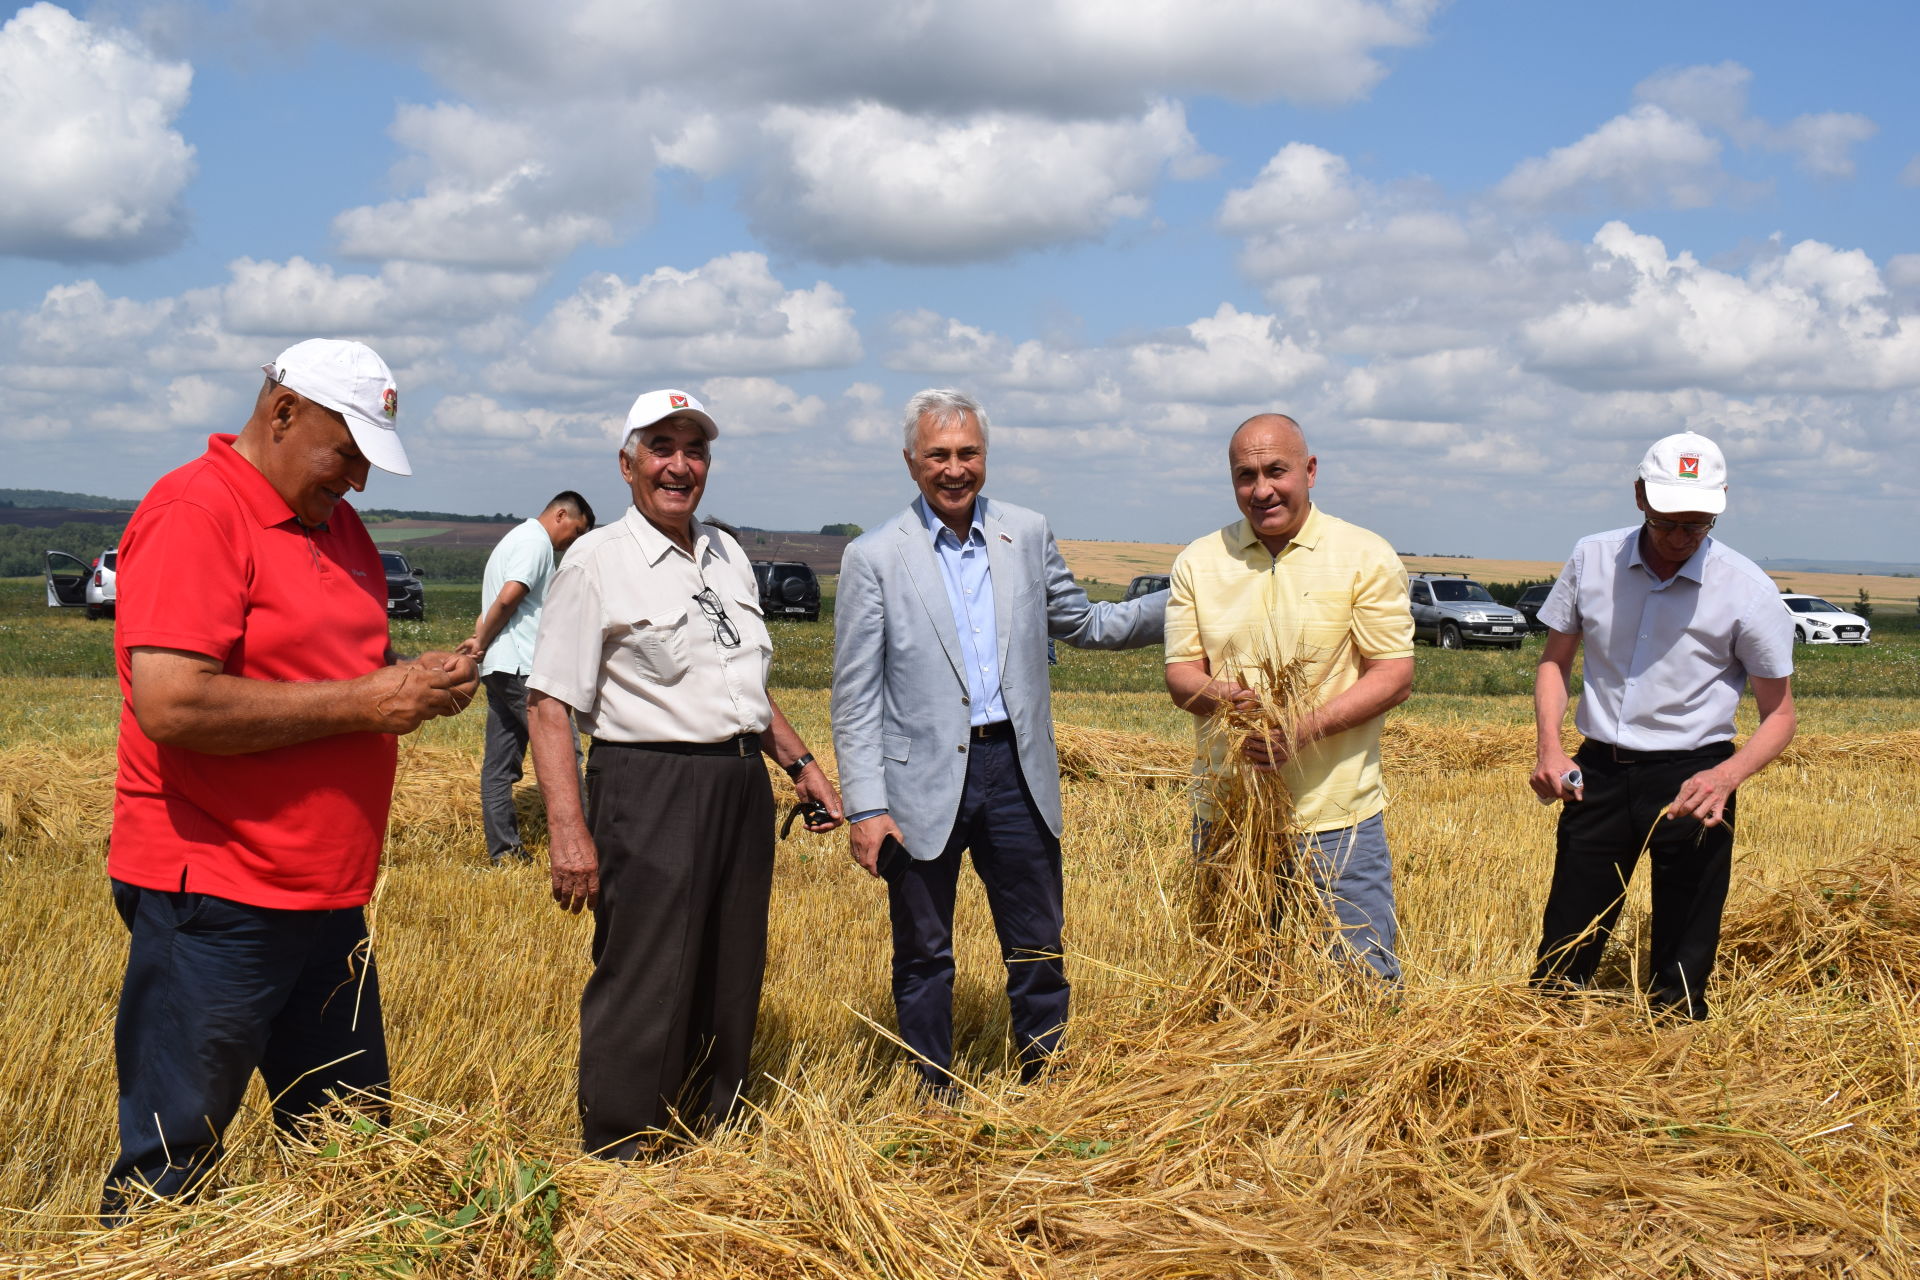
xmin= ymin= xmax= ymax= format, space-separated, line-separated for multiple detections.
xmin=1794 ymin=626 xmax=1805 ymax=644
xmin=1438 ymin=622 xmax=1464 ymax=650
xmin=85 ymin=605 xmax=100 ymax=620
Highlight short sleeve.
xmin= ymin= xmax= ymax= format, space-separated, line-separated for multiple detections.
xmin=1734 ymin=587 xmax=1795 ymax=680
xmin=1164 ymin=548 xmax=1204 ymax=666
xmin=1349 ymin=545 xmax=1414 ymax=660
xmin=1537 ymin=550 xmax=1582 ymax=635
xmin=527 ymin=556 xmax=607 ymax=714
xmin=116 ymin=499 xmax=249 ymax=664
xmin=498 ymin=526 xmax=554 ymax=590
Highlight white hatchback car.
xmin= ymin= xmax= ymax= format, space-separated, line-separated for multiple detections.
xmin=1780 ymin=593 xmax=1871 ymax=644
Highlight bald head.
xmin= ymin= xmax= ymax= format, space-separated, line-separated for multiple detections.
xmin=1229 ymin=412 xmax=1316 ymax=554
xmin=1229 ymin=413 xmax=1308 ymax=460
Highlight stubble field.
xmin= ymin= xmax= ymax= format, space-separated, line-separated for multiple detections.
xmin=1 ymin=578 xmax=1917 ymax=1277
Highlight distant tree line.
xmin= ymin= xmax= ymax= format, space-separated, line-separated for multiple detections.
xmin=1482 ymin=578 xmax=1555 ymax=607
xmin=360 ymin=509 xmax=517 ymax=524
xmin=0 ymin=521 xmax=127 ymax=577
xmin=0 ymin=488 xmax=139 ymax=511
xmin=819 ymin=523 xmax=863 ymax=537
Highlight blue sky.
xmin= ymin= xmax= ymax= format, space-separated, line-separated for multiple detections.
xmin=3 ymin=0 xmax=1917 ymax=562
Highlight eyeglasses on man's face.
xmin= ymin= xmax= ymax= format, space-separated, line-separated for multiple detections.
xmin=1645 ymin=515 xmax=1716 ymax=535
xmin=693 ymin=586 xmax=741 ymax=649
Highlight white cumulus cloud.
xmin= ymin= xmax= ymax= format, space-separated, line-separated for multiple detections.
xmin=493 ymin=252 xmax=862 ymax=396
xmin=748 ymin=100 xmax=1207 ymax=262
xmin=1495 ymin=104 xmax=1726 ymax=210
xmin=0 ymin=4 xmax=196 ymax=261
xmin=1521 ymin=222 xmax=1920 ymax=395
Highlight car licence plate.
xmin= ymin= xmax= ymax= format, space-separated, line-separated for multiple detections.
xmin=1492 ymin=625 xmax=1512 ymax=633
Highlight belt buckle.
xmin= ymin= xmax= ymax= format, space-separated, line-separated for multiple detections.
xmin=737 ymin=735 xmax=751 ymax=757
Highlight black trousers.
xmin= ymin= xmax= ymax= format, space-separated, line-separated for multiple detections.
xmin=101 ymin=881 xmax=389 ymax=1220
xmin=578 ymin=742 xmax=774 ymax=1157
xmin=887 ymin=733 xmax=1066 ymax=1088
xmin=1530 ymin=739 xmax=1738 ymax=1019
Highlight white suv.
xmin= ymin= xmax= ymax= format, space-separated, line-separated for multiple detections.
xmin=1780 ymin=593 xmax=1870 ymax=644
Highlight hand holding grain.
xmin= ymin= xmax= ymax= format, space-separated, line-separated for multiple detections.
xmin=1667 ymin=765 xmax=1738 ymax=827
xmin=366 ymin=658 xmax=472 ymax=733
xmin=416 ymin=650 xmax=480 ymax=713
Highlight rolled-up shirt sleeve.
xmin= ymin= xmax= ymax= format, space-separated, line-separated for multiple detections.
xmin=1350 ymin=550 xmax=1414 ymax=660
xmin=527 ymin=558 xmax=606 ymax=715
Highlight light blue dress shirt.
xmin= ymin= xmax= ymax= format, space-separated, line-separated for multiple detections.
xmin=918 ymin=495 xmax=1009 ymax=728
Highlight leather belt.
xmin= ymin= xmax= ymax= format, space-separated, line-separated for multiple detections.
xmin=1580 ymin=737 xmax=1728 ymax=765
xmin=970 ymin=721 xmax=1014 ymax=741
xmin=593 ymin=733 xmax=762 ymax=757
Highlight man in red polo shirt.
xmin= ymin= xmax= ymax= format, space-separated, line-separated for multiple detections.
xmin=102 ymin=338 xmax=478 ymax=1219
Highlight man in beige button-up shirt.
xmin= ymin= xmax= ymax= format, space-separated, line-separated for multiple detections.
xmin=526 ymin=388 xmax=841 ymax=1158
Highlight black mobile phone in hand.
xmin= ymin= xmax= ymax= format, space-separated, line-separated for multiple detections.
xmin=875 ymin=834 xmax=909 ymax=879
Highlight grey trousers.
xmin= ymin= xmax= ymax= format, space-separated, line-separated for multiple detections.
xmin=1195 ymin=811 xmax=1401 ymax=981
xmin=480 ymin=672 xmax=581 ymax=862
xmin=578 ymin=741 xmax=775 ymax=1157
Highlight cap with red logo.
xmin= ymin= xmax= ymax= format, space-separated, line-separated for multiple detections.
xmin=1637 ymin=430 xmax=1727 ymax=515
xmin=261 ymin=338 xmax=410 ymax=476
xmin=624 ymin=388 xmax=719 ymax=442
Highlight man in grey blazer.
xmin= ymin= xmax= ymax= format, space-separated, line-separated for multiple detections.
xmin=832 ymin=389 xmax=1167 ymax=1094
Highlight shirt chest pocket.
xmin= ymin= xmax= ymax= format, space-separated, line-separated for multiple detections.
xmin=623 ymin=609 xmax=691 ymax=685
xmin=729 ymin=586 xmax=772 ymax=656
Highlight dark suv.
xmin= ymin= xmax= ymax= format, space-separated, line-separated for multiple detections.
xmin=1515 ymin=583 xmax=1554 ymax=632
xmin=752 ymin=560 xmax=820 ymax=622
xmin=381 ymin=551 xmax=426 ymax=621
xmin=1408 ymin=573 xmax=1527 ymax=650
xmin=1124 ymin=573 xmax=1170 ymax=601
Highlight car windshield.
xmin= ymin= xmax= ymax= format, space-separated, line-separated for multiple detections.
xmin=1786 ymin=597 xmax=1839 ymax=614
xmin=771 ymin=565 xmax=812 ymax=586
xmin=1519 ymin=585 xmax=1549 ymax=601
xmin=1431 ymin=581 xmax=1496 ymax=603
xmin=380 ymin=554 xmax=409 ymax=574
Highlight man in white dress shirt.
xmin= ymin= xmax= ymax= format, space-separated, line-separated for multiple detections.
xmin=1529 ymin=431 xmax=1795 ymax=1019
xmin=525 ymin=389 xmax=842 ymax=1155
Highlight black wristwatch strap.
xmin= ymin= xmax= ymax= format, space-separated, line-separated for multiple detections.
xmin=783 ymin=752 xmax=815 ymax=780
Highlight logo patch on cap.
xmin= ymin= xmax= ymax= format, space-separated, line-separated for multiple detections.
xmin=382 ymin=387 xmax=398 ymax=419
xmin=669 ymin=394 xmax=689 ymax=409
xmin=1678 ymin=455 xmax=1700 ymax=479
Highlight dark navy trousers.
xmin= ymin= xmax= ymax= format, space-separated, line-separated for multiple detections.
xmin=886 ymin=733 xmax=1066 ymax=1088
xmin=102 ymin=881 xmax=390 ymax=1220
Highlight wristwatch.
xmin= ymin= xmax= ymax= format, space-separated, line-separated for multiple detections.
xmin=783 ymin=752 xmax=815 ymax=781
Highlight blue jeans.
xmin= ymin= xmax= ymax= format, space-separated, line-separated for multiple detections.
xmin=101 ymin=881 xmax=389 ymax=1220
xmin=1195 ymin=811 xmax=1401 ymax=982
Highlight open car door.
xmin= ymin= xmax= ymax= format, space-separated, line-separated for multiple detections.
xmin=45 ymin=550 xmax=90 ymax=608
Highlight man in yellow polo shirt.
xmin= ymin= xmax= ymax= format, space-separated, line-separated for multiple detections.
xmin=1165 ymin=413 xmax=1415 ymax=979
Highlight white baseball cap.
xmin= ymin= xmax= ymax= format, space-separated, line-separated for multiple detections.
xmin=261 ymin=339 xmax=410 ymax=476
xmin=1637 ymin=431 xmax=1727 ymax=515
xmin=625 ymin=388 xmax=718 ymax=441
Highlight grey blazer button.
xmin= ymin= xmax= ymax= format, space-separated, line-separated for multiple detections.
xmin=962 ymin=696 xmax=970 ymax=705
xmin=957 ymin=744 xmax=967 ymax=753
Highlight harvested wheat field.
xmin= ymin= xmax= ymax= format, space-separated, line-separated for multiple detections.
xmin=2 ymin=677 xmax=1918 ymax=1278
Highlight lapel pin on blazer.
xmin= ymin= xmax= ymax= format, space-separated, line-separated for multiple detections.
xmin=998 ymin=532 xmax=1013 ymax=543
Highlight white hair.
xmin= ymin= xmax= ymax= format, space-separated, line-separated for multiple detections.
xmin=902 ymin=388 xmax=989 ymax=452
